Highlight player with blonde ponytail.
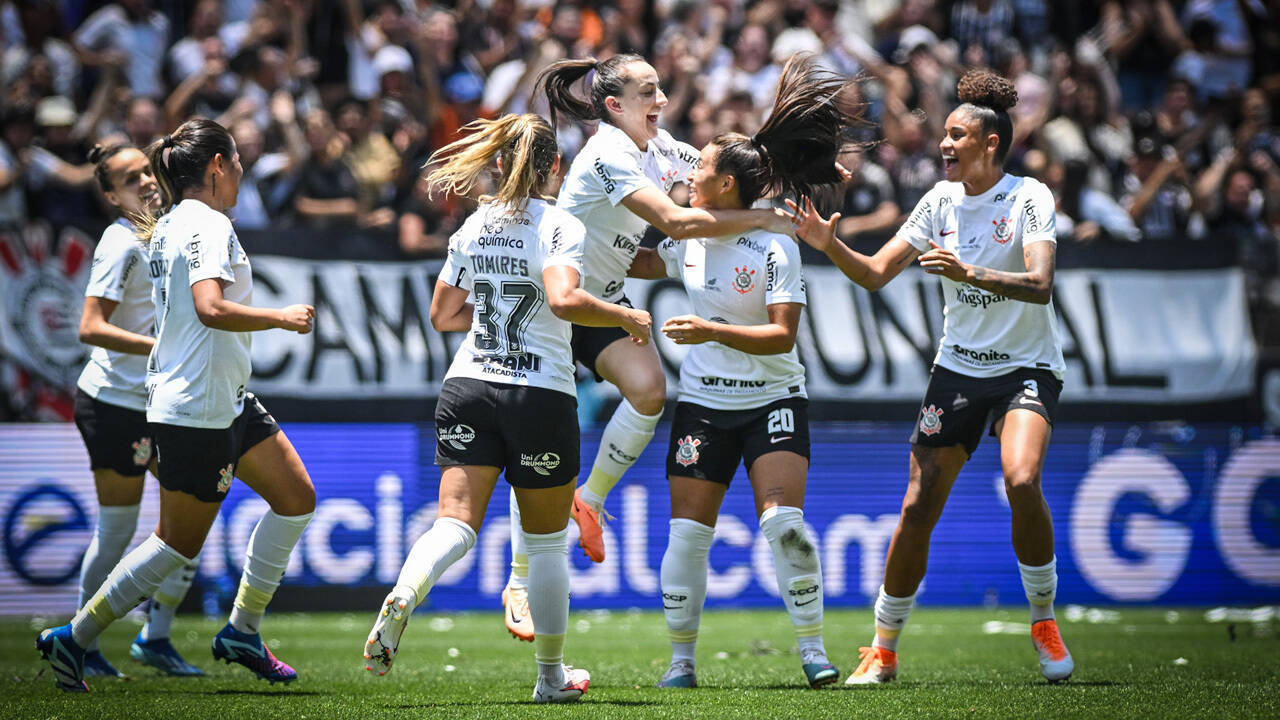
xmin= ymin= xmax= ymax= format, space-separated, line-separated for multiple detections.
xmin=364 ymin=113 xmax=650 ymax=704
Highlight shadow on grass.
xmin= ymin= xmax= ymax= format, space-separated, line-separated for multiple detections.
xmin=386 ymin=700 xmax=658 ymax=709
xmin=837 ymin=680 xmax=1127 ymax=690
xmin=209 ymin=689 xmax=326 ymax=696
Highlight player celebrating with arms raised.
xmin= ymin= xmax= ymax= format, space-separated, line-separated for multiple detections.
xmin=629 ymin=55 xmax=859 ymax=690
xmin=789 ymin=69 xmax=1073 ymax=684
xmin=362 ymin=113 xmax=650 ymax=703
xmin=37 ymin=117 xmax=317 ymax=692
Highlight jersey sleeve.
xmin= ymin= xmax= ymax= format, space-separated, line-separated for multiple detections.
xmin=672 ymin=140 xmax=701 ymax=178
xmin=541 ymin=213 xmax=585 ymax=273
xmin=655 ymin=238 xmax=682 ymax=279
xmin=186 ymin=212 xmax=237 ymax=286
xmin=84 ymin=226 xmax=139 ymax=302
xmin=765 ymin=235 xmax=806 ymax=306
xmin=588 ymin=146 xmax=652 ymax=206
xmin=1020 ymin=181 xmax=1057 ymax=245
xmin=439 ymin=232 xmax=472 ymax=291
xmin=895 ymin=184 xmax=943 ymax=252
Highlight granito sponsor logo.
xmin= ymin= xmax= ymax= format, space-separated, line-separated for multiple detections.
xmin=950 ymin=344 xmax=1011 ymax=364
xmin=955 ymin=285 xmax=1010 ymax=309
xmin=700 ymin=376 xmax=767 ymax=389
xmin=593 ymin=159 xmax=616 ymax=193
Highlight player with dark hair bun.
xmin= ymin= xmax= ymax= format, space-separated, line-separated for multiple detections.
xmin=789 ymin=68 xmax=1074 ymax=685
xmin=72 ymin=142 xmax=203 ymax=679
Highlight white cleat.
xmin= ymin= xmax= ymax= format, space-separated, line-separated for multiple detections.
xmin=1031 ymin=619 xmax=1074 ymax=682
xmin=532 ymin=665 xmax=590 ymax=703
xmin=364 ymin=592 xmax=413 ymax=676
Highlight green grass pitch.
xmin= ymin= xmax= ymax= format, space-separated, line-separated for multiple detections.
xmin=3 ymin=607 xmax=1278 ymax=719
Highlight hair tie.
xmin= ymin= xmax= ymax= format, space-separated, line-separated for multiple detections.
xmin=162 ymin=134 xmax=175 ymax=149
xmin=749 ymin=135 xmax=773 ymax=171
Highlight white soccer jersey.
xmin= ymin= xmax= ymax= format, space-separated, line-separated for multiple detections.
xmin=440 ymin=199 xmax=587 ymax=396
xmin=145 ymin=199 xmax=254 ymax=429
xmin=896 ymin=174 xmax=1066 ymax=378
xmin=657 ymin=228 xmax=807 ymax=410
xmin=77 ymin=218 xmax=154 ymax=411
xmin=557 ymin=122 xmax=699 ymax=302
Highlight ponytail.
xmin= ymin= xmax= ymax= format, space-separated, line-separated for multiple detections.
xmin=711 ymin=54 xmax=862 ymax=206
xmin=424 ymin=113 xmax=558 ymax=211
xmin=534 ymin=53 xmax=645 ymax=127
xmin=135 ymin=117 xmax=235 ymax=242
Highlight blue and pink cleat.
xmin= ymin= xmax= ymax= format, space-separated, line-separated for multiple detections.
xmin=35 ymin=624 xmax=89 ymax=692
xmin=211 ymin=623 xmax=297 ymax=685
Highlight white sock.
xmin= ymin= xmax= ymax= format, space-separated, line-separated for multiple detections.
xmin=229 ymin=510 xmax=312 ymax=635
xmin=508 ymin=488 xmax=528 ymax=591
xmin=872 ymin=585 xmax=916 ymax=653
xmin=582 ymin=399 xmax=660 ymax=505
xmin=525 ymin=527 xmax=570 ymax=680
xmin=660 ymin=518 xmax=714 ymax=663
xmin=760 ymin=506 xmax=825 ymax=651
xmin=1019 ymin=556 xmax=1057 ymax=623
xmin=71 ymin=534 xmax=188 ymax=648
xmin=142 ymin=555 xmax=198 ymax=641
xmin=78 ymin=504 xmax=139 ymax=653
xmin=393 ymin=517 xmax=477 ymax=609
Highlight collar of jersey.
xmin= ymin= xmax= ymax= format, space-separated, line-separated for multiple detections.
xmin=955 ymin=172 xmax=1016 ymax=205
xmin=597 ymin=121 xmax=669 ymax=160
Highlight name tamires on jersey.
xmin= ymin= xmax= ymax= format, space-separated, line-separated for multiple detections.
xmin=558 ymin=122 xmax=700 ymax=303
xmin=658 ymin=228 xmax=807 ymax=411
xmin=440 ymin=199 xmax=587 ymax=396
xmin=896 ymin=174 xmax=1065 ymax=378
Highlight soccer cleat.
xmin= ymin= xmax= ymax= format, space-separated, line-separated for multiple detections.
xmin=571 ymin=488 xmax=607 ymax=563
xmin=130 ymin=632 xmax=204 ymax=676
xmin=656 ymin=659 xmax=697 ymax=688
xmin=845 ymin=645 xmax=897 ymax=685
xmin=502 ymin=583 xmax=534 ymax=642
xmin=532 ymin=665 xmax=590 ymax=703
xmin=83 ymin=650 xmax=125 ymax=678
xmin=801 ymin=647 xmax=838 ymax=689
xmin=1031 ymin=619 xmax=1073 ymax=682
xmin=35 ymin=625 xmax=89 ymax=692
xmin=364 ymin=592 xmax=413 ymax=676
xmin=211 ymin=623 xmax=297 ymax=684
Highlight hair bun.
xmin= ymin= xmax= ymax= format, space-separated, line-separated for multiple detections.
xmin=162 ymin=134 xmax=175 ymax=148
xmin=956 ymin=69 xmax=1018 ymax=111
xmin=87 ymin=144 xmax=105 ymax=164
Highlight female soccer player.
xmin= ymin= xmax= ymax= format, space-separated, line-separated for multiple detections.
xmin=73 ymin=143 xmax=202 ymax=679
xmin=627 ymin=55 xmax=856 ymax=690
xmin=788 ymin=70 xmax=1074 ymax=684
xmin=488 ymin=52 xmax=792 ymax=645
xmin=37 ymin=117 xmax=317 ymax=692
xmin=361 ymin=113 xmax=650 ymax=703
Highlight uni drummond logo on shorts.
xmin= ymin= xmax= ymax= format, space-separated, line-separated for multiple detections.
xmin=438 ymin=424 xmax=476 ymax=451
xmin=520 ymin=452 xmax=561 ymax=476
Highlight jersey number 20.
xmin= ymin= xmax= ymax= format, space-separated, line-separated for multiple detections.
xmin=767 ymin=408 xmax=794 ymax=434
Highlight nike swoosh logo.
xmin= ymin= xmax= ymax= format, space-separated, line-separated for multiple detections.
xmin=795 ymin=598 xmax=818 ymax=606
xmin=940 ymin=230 xmax=955 ymax=236
xmin=1017 ymin=396 xmax=1042 ymax=406
xmin=509 ymin=607 xmax=522 ymax=623
xmin=770 ymin=436 xmax=792 ymax=444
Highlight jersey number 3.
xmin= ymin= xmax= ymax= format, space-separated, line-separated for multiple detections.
xmin=473 ymin=280 xmax=543 ymax=354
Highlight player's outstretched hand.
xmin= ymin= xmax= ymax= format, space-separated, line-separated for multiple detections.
xmin=279 ymin=304 xmax=315 ymax=334
xmin=623 ymin=307 xmax=652 ymax=345
xmin=784 ymin=196 xmax=840 ymax=252
xmin=662 ymin=315 xmax=717 ymax=345
xmin=918 ymin=240 xmax=969 ymax=281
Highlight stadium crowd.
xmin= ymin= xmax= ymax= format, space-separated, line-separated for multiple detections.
xmin=1 ymin=0 xmax=1278 ymax=323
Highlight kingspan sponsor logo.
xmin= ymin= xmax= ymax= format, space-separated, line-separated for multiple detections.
xmin=950 ymin=344 xmax=1011 ymax=365
xmin=955 ymin=285 xmax=1010 ymax=309
xmin=438 ymin=424 xmax=477 ymax=450
xmin=520 ymin=452 xmax=561 ymax=476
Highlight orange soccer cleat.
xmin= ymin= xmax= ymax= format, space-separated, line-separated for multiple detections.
xmin=502 ymin=583 xmax=534 ymax=642
xmin=1031 ymin=618 xmax=1074 ymax=682
xmin=571 ymin=488 xmax=607 ymax=563
xmin=844 ymin=645 xmax=897 ymax=685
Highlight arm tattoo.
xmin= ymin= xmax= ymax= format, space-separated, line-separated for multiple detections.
xmin=965 ymin=242 xmax=1056 ymax=304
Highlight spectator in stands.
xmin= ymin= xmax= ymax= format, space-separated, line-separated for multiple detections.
xmin=835 ymin=149 xmax=900 ymax=245
xmin=1121 ymin=136 xmax=1196 ymax=241
xmin=705 ymin=23 xmax=781 ymax=110
xmin=2 ymin=0 xmax=78 ymax=99
xmin=293 ymin=108 xmax=360 ymax=227
xmin=162 ymin=37 xmax=237 ymax=129
xmin=0 ymin=105 xmax=32 ymax=229
xmin=72 ymin=0 xmax=169 ymax=99
xmin=229 ymin=92 xmax=307 ymax=230
xmin=949 ymin=0 xmax=1015 ymax=67
xmin=25 ymin=95 xmax=97 ymax=225
xmin=123 ymin=96 xmax=162 ymax=149
xmin=335 ymin=96 xmax=398 ymax=229
xmin=1026 ymin=150 xmax=1141 ymax=243
xmin=884 ymin=113 xmax=940 ymax=216
xmin=1098 ymin=0 xmax=1181 ymax=111
xmin=168 ymin=0 xmax=245 ymax=83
